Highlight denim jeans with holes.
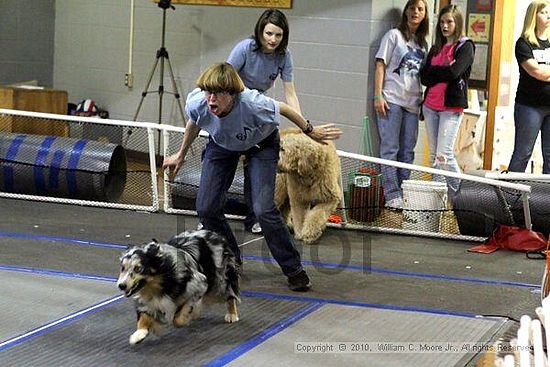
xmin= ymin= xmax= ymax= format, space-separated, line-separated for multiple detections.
xmin=376 ymin=102 xmax=419 ymax=201
xmin=422 ymin=105 xmax=463 ymax=193
xmin=508 ymin=102 xmax=550 ymax=174
xmin=196 ymin=131 xmax=303 ymax=277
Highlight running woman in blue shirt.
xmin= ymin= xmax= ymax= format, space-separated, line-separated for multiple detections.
xmin=163 ymin=63 xmax=341 ymax=291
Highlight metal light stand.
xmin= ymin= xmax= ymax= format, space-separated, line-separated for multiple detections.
xmin=126 ymin=0 xmax=186 ymax=153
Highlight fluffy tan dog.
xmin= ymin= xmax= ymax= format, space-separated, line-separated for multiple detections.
xmin=275 ymin=128 xmax=342 ymax=244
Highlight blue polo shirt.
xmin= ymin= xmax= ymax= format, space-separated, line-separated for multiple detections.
xmin=185 ymin=88 xmax=280 ymax=151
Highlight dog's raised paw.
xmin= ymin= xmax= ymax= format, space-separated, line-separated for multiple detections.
xmin=173 ymin=313 xmax=192 ymax=328
xmin=174 ymin=308 xmax=198 ymax=327
xmin=300 ymin=231 xmax=322 ymax=245
xmin=225 ymin=313 xmax=239 ymax=323
xmin=129 ymin=329 xmax=148 ymax=345
xmin=302 ymin=237 xmax=319 ymax=245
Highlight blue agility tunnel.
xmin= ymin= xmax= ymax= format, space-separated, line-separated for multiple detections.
xmin=0 ymin=132 xmax=127 ymax=202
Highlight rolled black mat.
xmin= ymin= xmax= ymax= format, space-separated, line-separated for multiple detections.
xmin=0 ymin=132 xmax=127 ymax=201
xmin=454 ymin=179 xmax=550 ymax=237
xmin=170 ymin=168 xmax=247 ymax=215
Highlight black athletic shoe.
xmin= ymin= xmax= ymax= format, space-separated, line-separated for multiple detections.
xmin=287 ymin=270 xmax=312 ymax=292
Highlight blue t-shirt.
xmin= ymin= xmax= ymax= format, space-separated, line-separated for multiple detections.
xmin=185 ymin=88 xmax=280 ymax=151
xmin=227 ymin=38 xmax=294 ymax=92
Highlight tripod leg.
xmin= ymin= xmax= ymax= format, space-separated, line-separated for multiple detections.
xmin=124 ymin=57 xmax=160 ymax=147
xmin=164 ymin=57 xmax=193 ymax=157
xmin=133 ymin=57 xmax=160 ymax=122
xmin=158 ymin=54 xmax=165 ymax=125
xmin=165 ymin=57 xmax=186 ymax=124
xmin=155 ymin=56 xmax=166 ymax=156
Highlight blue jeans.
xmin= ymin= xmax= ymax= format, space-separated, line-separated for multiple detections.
xmin=508 ymin=102 xmax=550 ymax=174
xmin=423 ymin=105 xmax=463 ymax=193
xmin=196 ymin=131 xmax=303 ymax=276
xmin=376 ymin=102 xmax=419 ymax=201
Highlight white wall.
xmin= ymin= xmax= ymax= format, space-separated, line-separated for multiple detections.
xmin=53 ymin=0 xmax=439 ymax=153
xmin=0 ymin=0 xmax=55 ymax=86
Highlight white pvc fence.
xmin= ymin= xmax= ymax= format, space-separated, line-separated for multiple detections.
xmin=490 ymin=293 xmax=550 ymax=367
xmin=0 ymin=108 xmax=534 ymax=242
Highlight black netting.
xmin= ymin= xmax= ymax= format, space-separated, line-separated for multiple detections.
xmin=0 ymin=114 xmax=154 ymax=206
xmin=453 ymin=180 xmax=518 ymax=237
xmin=163 ymin=129 xmax=532 ymax=238
xmin=339 ymin=155 xmax=529 ymax=237
xmin=1 ymin=112 xmax=534 ymax=239
xmin=166 ymin=133 xmax=246 ymax=215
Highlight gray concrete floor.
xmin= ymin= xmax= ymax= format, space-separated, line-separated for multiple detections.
xmin=0 ymin=198 xmax=543 ymax=366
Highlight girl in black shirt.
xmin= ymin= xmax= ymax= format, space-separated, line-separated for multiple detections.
xmin=508 ymin=0 xmax=550 ymax=173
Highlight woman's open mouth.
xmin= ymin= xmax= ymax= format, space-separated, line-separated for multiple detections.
xmin=208 ymin=104 xmax=219 ymax=114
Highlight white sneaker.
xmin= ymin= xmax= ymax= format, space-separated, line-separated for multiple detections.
xmin=251 ymin=222 xmax=262 ymax=234
xmin=385 ymin=197 xmax=403 ymax=210
xmin=197 ymin=222 xmax=204 ymax=230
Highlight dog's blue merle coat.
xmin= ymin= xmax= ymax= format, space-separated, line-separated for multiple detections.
xmin=166 ymin=230 xmax=240 ymax=301
xmin=117 ymin=230 xmax=240 ymax=331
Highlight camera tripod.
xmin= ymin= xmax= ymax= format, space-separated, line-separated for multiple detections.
xmin=126 ymin=0 xmax=186 ymax=151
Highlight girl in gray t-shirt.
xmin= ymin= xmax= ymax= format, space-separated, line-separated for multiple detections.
xmin=373 ymin=0 xmax=429 ymax=209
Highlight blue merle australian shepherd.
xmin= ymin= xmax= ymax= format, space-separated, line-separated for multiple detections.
xmin=117 ymin=230 xmax=240 ymax=345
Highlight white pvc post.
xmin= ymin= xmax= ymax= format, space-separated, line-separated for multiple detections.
xmin=531 ymin=319 xmax=546 ymax=367
xmin=147 ymin=128 xmax=159 ymax=212
xmin=338 ymin=173 xmax=348 ymax=224
xmin=510 ymin=338 xmax=521 ymax=365
xmin=162 ymin=129 xmax=171 ymax=213
xmin=518 ymin=315 xmax=532 ymax=367
xmin=536 ymin=306 xmax=545 ymax=324
xmin=521 ymin=192 xmax=532 ymax=230
xmin=543 ymin=297 xmax=550 ymax=358
xmin=503 ymin=354 xmax=515 ymax=367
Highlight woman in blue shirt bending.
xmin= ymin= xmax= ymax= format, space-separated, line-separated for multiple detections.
xmin=163 ymin=63 xmax=341 ymax=291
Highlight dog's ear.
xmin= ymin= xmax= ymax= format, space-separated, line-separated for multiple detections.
xmin=280 ymin=139 xmax=301 ymax=171
xmin=121 ymin=245 xmax=135 ymax=258
xmin=297 ymin=142 xmax=323 ymax=176
xmin=145 ymin=241 xmax=161 ymax=256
